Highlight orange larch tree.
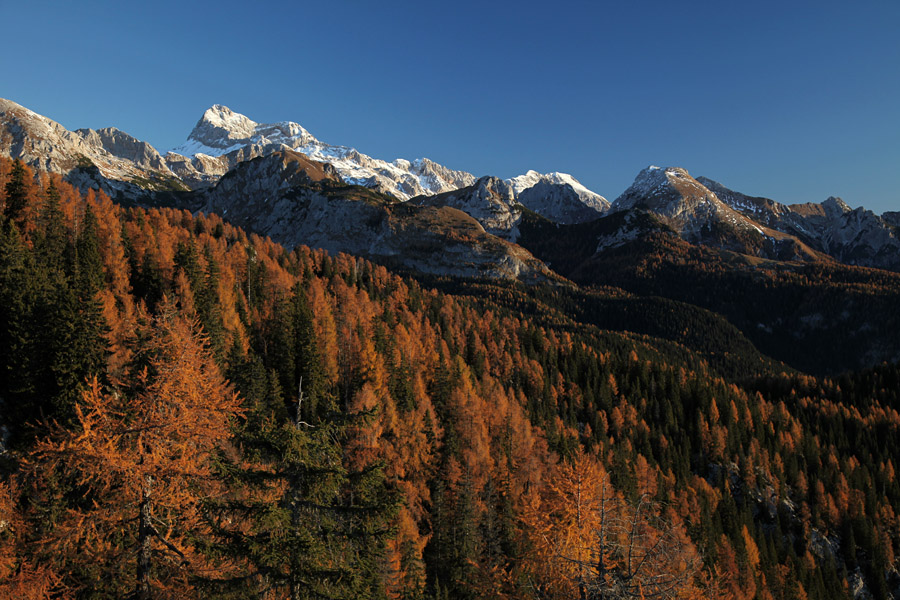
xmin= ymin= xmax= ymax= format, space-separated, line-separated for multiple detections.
xmin=520 ymin=449 xmax=708 ymax=600
xmin=25 ymin=304 xmax=243 ymax=599
xmin=0 ymin=478 xmax=69 ymax=599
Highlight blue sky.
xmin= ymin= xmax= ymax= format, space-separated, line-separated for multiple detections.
xmin=3 ymin=0 xmax=899 ymax=212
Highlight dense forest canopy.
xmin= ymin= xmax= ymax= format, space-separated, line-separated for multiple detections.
xmin=1 ymin=156 xmax=899 ymax=599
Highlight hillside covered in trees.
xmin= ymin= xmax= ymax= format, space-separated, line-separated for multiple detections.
xmin=2 ymin=156 xmax=900 ymax=599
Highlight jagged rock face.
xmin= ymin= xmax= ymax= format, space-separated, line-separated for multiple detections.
xmin=508 ymin=170 xmax=609 ymax=224
xmin=198 ymin=153 xmax=553 ymax=282
xmin=883 ymin=211 xmax=900 ymax=228
xmin=818 ymin=201 xmax=900 ymax=269
xmin=613 ymin=167 xmax=762 ymax=236
xmin=0 ymin=97 xmax=186 ymax=200
xmin=0 ymin=97 xmax=96 ymax=173
xmin=699 ymin=176 xmax=900 ymax=270
xmin=414 ymin=176 xmax=522 ymax=239
xmin=75 ymin=127 xmax=169 ymax=172
xmin=203 ymin=150 xmax=341 ymax=204
xmin=169 ymin=105 xmax=476 ymax=200
xmin=611 ymin=167 xmax=824 ymax=262
xmin=179 ymin=105 xmax=312 ymax=154
xmin=162 ymin=151 xmax=231 ymax=189
xmin=616 ymin=167 xmax=712 ymax=217
xmin=696 ymin=176 xmax=794 ymax=225
xmin=0 ymin=97 xmax=609 ymax=225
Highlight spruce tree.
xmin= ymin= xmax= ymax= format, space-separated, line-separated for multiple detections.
xmin=31 ymin=182 xmax=67 ymax=281
xmin=73 ymin=204 xmax=105 ymax=297
xmin=206 ymin=281 xmax=399 ymax=598
xmin=207 ymin=349 xmax=397 ymax=599
xmin=40 ymin=282 xmax=109 ymax=422
xmin=3 ymin=159 xmax=28 ymax=224
xmin=0 ymin=220 xmax=42 ymax=444
xmin=271 ymin=285 xmax=326 ymax=420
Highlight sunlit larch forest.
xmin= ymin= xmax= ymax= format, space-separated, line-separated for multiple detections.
xmin=1 ymin=156 xmax=898 ymax=599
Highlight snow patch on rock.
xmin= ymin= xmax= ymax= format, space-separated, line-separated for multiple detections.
xmin=169 ymin=105 xmax=474 ymax=200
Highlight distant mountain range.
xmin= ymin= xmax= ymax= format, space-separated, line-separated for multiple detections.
xmin=1 ymin=96 xmax=898 ymax=280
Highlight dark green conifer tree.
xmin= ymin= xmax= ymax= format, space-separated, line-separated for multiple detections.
xmin=34 ymin=180 xmax=68 ymax=276
xmin=3 ymin=159 xmax=28 ymax=223
xmin=207 ymin=302 xmax=397 ymax=599
xmin=0 ymin=220 xmax=42 ymax=444
xmin=73 ymin=204 xmax=105 ymax=297
xmin=197 ymin=246 xmax=226 ymax=359
xmin=0 ymin=194 xmax=108 ymax=442
xmin=271 ymin=285 xmax=326 ymax=420
xmin=174 ymin=240 xmax=203 ymax=291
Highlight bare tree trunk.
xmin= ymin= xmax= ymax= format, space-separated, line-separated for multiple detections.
xmin=290 ymin=379 xmax=306 ymax=600
xmin=137 ymin=476 xmax=153 ymax=600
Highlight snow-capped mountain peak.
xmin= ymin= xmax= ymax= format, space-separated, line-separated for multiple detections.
xmin=507 ymin=170 xmax=545 ymax=194
xmin=507 ymin=170 xmax=609 ymax=224
xmin=507 ymin=170 xmax=599 ymax=198
xmin=200 ymin=105 xmax=259 ymax=140
xmin=171 ymin=105 xmax=317 ymax=159
xmin=613 ymin=166 xmax=722 ymax=215
xmin=611 ymin=165 xmax=777 ymax=244
xmin=167 ymin=106 xmax=611 ymax=211
xmin=169 ymin=105 xmax=473 ymax=200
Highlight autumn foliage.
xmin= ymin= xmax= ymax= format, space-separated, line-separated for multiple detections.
xmin=25 ymin=307 xmax=241 ymax=598
xmin=1 ymin=157 xmax=899 ymax=599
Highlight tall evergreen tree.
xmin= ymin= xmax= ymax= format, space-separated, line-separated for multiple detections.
xmin=207 ymin=361 xmax=397 ymax=599
xmin=197 ymin=246 xmax=227 ymax=359
xmin=73 ymin=204 xmax=105 ymax=298
xmin=0 ymin=220 xmax=42 ymax=444
xmin=271 ymin=285 xmax=326 ymax=420
xmin=3 ymin=159 xmax=28 ymax=224
xmin=39 ymin=281 xmax=109 ymax=422
xmin=33 ymin=180 xmax=68 ymax=276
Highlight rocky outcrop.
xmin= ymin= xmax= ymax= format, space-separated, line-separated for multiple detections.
xmin=74 ymin=127 xmax=169 ymax=171
xmin=699 ymin=176 xmax=900 ymax=271
xmin=0 ymin=97 xmax=187 ymax=200
xmin=197 ymin=152 xmax=554 ymax=282
xmin=509 ymin=170 xmax=609 ymax=224
xmin=610 ymin=167 xmax=824 ymax=261
xmin=413 ymin=176 xmax=522 ymax=239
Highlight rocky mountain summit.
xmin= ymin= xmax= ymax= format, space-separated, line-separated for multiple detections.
xmin=0 ymin=98 xmax=186 ymax=200
xmin=508 ymin=170 xmax=609 ymax=224
xmin=611 ymin=166 xmax=763 ymax=235
xmin=698 ymin=176 xmax=900 ymax=270
xmin=414 ymin=171 xmax=611 ymax=241
xmin=610 ymin=166 xmax=823 ymax=261
xmin=168 ymin=104 xmax=478 ymax=200
xmin=414 ymin=177 xmax=522 ymax=240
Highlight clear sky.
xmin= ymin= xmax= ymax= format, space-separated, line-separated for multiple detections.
xmin=2 ymin=0 xmax=899 ymax=212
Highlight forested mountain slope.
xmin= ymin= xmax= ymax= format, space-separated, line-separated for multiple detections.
xmin=1 ymin=157 xmax=899 ymax=599
xmin=518 ymin=210 xmax=900 ymax=374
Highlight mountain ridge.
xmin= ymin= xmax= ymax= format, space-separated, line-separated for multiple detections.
xmin=2 ymin=97 xmax=899 ymax=277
